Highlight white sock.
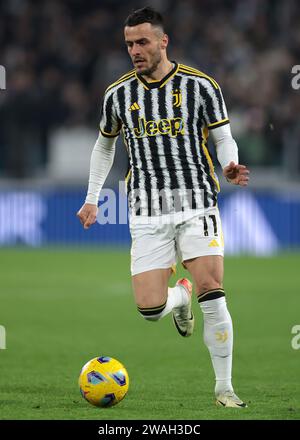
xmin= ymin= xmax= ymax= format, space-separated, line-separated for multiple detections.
xmin=138 ymin=285 xmax=189 ymax=321
xmin=162 ymin=285 xmax=190 ymax=316
xmin=199 ymin=296 xmax=233 ymax=395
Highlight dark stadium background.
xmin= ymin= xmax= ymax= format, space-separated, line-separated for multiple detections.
xmin=0 ymin=0 xmax=299 ymax=420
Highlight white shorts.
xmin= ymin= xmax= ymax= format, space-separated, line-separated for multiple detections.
xmin=129 ymin=207 xmax=224 ymax=276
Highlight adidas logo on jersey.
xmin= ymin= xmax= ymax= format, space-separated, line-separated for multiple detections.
xmin=129 ymin=102 xmax=141 ymax=111
xmin=209 ymin=239 xmax=219 ymax=247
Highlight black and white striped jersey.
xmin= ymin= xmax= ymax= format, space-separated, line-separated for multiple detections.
xmin=99 ymin=62 xmax=230 ymax=216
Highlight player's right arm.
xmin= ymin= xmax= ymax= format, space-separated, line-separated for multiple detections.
xmin=77 ymin=90 xmax=121 ymax=229
xmin=77 ymin=133 xmax=117 ymax=229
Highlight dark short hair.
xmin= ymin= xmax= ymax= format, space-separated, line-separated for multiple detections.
xmin=124 ymin=6 xmax=164 ymax=32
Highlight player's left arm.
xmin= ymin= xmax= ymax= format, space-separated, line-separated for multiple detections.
xmin=203 ymin=79 xmax=250 ymax=187
xmin=210 ymin=124 xmax=250 ymax=187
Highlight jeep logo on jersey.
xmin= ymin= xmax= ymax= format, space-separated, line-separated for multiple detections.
xmin=133 ymin=117 xmax=185 ymax=138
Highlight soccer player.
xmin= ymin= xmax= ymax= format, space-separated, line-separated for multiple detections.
xmin=77 ymin=7 xmax=249 ymax=408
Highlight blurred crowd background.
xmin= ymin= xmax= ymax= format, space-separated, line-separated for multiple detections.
xmin=0 ymin=0 xmax=300 ymax=182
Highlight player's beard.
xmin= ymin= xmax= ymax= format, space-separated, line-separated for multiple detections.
xmin=137 ymin=51 xmax=162 ymax=77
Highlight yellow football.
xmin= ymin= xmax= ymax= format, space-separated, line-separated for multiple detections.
xmin=78 ymin=356 xmax=129 ymax=407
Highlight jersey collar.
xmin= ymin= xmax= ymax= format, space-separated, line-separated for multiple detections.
xmin=135 ymin=61 xmax=178 ymax=90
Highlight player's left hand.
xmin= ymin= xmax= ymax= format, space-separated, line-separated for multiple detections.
xmin=223 ymin=161 xmax=250 ymax=186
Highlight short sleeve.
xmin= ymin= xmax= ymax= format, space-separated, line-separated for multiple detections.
xmin=200 ymin=79 xmax=230 ymax=130
xmin=99 ymin=91 xmax=122 ymax=137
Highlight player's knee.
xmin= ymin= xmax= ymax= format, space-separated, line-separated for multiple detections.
xmin=137 ymin=302 xmax=167 ymax=322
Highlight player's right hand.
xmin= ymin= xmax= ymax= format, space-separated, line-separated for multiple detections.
xmin=76 ymin=203 xmax=98 ymax=229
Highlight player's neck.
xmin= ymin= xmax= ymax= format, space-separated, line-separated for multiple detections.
xmin=142 ymin=59 xmax=174 ymax=82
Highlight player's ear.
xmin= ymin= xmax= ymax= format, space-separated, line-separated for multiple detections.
xmin=161 ymin=33 xmax=168 ymax=50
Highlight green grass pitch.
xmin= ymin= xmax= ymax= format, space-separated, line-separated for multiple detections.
xmin=0 ymin=249 xmax=299 ymax=420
